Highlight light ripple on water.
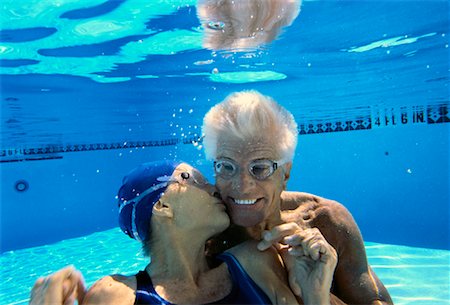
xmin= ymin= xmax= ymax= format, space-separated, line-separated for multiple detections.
xmin=1 ymin=228 xmax=449 ymax=305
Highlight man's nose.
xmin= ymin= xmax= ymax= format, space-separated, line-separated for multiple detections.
xmin=232 ymin=169 xmax=255 ymax=191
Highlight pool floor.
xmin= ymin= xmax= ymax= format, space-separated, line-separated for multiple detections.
xmin=1 ymin=228 xmax=449 ymax=305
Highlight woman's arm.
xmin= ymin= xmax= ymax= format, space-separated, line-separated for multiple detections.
xmin=29 ymin=266 xmax=136 ymax=305
xmin=82 ymin=274 xmax=136 ymax=305
xmin=29 ymin=266 xmax=86 ymax=305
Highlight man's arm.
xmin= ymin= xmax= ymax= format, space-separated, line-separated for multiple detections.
xmin=281 ymin=191 xmax=393 ymax=305
xmin=326 ymin=202 xmax=392 ymax=304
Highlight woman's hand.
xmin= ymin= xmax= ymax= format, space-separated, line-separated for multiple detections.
xmin=258 ymin=223 xmax=337 ymax=305
xmin=29 ymin=265 xmax=86 ymax=305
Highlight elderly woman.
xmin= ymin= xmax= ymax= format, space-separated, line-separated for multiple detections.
xmin=30 ymin=161 xmax=338 ymax=305
xmin=202 ymin=90 xmax=393 ymax=304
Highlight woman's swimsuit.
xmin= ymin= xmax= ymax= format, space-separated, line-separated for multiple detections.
xmin=134 ymin=252 xmax=272 ymax=304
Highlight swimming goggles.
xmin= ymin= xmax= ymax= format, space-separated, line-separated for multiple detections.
xmin=214 ymin=158 xmax=283 ymax=181
xmin=171 ymin=168 xmax=209 ymax=187
xmin=119 ymin=168 xmax=209 ymax=211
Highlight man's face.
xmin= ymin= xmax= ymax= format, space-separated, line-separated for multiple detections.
xmin=214 ymin=134 xmax=291 ymax=227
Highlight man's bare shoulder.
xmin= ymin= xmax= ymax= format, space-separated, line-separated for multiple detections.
xmin=281 ymin=191 xmax=363 ymax=252
xmin=282 ymin=191 xmax=350 ymax=218
xmin=83 ymin=274 xmax=136 ymax=305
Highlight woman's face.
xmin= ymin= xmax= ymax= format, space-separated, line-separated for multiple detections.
xmin=165 ymin=163 xmax=230 ymax=232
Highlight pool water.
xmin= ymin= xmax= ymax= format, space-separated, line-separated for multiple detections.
xmin=1 ymin=0 xmax=449 ymax=304
xmin=1 ymin=228 xmax=449 ymax=305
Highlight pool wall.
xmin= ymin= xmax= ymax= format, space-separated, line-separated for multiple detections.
xmin=1 ymin=123 xmax=448 ymax=252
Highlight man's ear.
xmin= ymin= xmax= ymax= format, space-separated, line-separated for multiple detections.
xmin=282 ymin=162 xmax=292 ymax=190
xmin=153 ymin=200 xmax=174 ymax=219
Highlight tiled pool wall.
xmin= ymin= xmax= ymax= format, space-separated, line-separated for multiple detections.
xmin=1 ymin=105 xmax=449 ymax=252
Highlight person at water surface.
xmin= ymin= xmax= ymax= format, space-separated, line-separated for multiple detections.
xmin=197 ymin=0 xmax=301 ymax=51
xmin=201 ymin=90 xmax=393 ymax=304
xmin=29 ymin=161 xmax=340 ymax=305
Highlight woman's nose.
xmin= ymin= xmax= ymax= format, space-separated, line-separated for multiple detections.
xmin=205 ymin=184 xmax=221 ymax=199
xmin=213 ymin=191 xmax=222 ymax=199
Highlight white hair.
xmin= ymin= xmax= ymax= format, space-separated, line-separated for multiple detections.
xmin=202 ymin=90 xmax=298 ymax=161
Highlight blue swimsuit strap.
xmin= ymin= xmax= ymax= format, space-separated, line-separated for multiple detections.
xmin=134 ymin=254 xmax=270 ymax=305
xmin=217 ymin=252 xmax=272 ymax=304
xmin=134 ymin=270 xmax=236 ymax=305
xmin=135 ymin=270 xmax=174 ymax=305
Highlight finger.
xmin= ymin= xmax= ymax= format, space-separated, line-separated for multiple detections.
xmin=50 ymin=265 xmax=76 ymax=282
xmin=30 ymin=277 xmax=46 ymax=298
xmin=74 ymin=270 xmax=87 ymax=303
xmin=319 ymin=243 xmax=338 ymax=265
xmin=62 ymin=268 xmax=86 ymax=304
xmin=278 ymin=247 xmax=294 ymax=269
xmin=288 ymin=271 xmax=302 ymax=296
xmin=33 ymin=277 xmax=46 ymax=287
xmin=298 ymin=228 xmax=325 ymax=259
xmin=257 ymin=238 xmax=288 ymax=251
xmin=257 ymin=239 xmax=273 ymax=251
xmin=287 ymin=245 xmax=306 ymax=257
xmin=62 ymin=279 xmax=76 ymax=299
xmin=44 ymin=265 xmax=76 ymax=295
xmin=310 ymin=240 xmax=326 ymax=260
xmin=63 ymin=294 xmax=76 ymax=305
xmin=282 ymin=231 xmax=308 ymax=246
xmin=263 ymin=223 xmax=301 ymax=243
xmin=30 ymin=281 xmax=45 ymax=303
xmin=301 ymin=234 xmax=323 ymax=260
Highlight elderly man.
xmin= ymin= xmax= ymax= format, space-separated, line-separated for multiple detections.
xmin=29 ymin=90 xmax=392 ymax=305
xmin=202 ymin=90 xmax=393 ymax=305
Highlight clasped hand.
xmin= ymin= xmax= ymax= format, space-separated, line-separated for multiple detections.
xmin=29 ymin=265 xmax=86 ymax=305
xmin=257 ymin=223 xmax=338 ymax=302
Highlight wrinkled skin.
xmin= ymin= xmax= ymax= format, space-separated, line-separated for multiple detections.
xmin=210 ymin=135 xmax=393 ymax=305
xmin=29 ymin=266 xmax=85 ymax=305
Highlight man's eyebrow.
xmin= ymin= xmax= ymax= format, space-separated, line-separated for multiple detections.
xmin=216 ymin=156 xmax=233 ymax=160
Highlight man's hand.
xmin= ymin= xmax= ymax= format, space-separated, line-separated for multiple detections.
xmin=258 ymin=223 xmax=337 ymax=304
xmin=29 ymin=265 xmax=86 ymax=305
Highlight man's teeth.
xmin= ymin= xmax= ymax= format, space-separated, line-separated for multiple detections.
xmin=234 ymin=199 xmax=257 ymax=205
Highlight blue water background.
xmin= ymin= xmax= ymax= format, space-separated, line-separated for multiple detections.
xmin=1 ymin=229 xmax=449 ymax=305
xmin=1 ymin=0 xmax=449 ymax=303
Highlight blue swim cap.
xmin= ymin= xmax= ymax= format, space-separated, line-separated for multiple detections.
xmin=118 ymin=160 xmax=181 ymax=241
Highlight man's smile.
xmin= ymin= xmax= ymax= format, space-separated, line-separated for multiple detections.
xmin=229 ymin=197 xmax=263 ymax=206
